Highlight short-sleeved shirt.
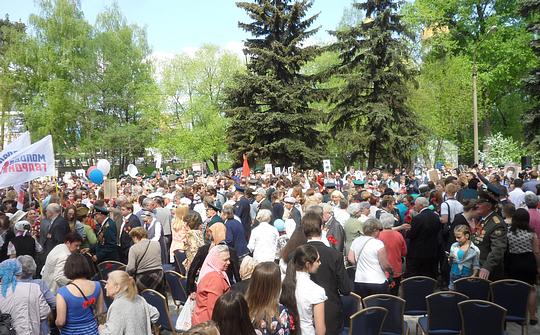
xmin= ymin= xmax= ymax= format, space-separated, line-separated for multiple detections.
xmin=350 ymin=236 xmax=386 ymax=284
xmin=441 ymin=199 xmax=464 ymax=224
xmin=295 ymin=271 xmax=327 ymax=335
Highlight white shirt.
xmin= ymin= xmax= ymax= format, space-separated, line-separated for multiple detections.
xmin=350 ymin=236 xmax=386 ymax=284
xmin=193 ymin=202 xmax=207 ymax=223
xmin=333 ymin=208 xmax=350 ymax=226
xmin=41 ymin=243 xmax=71 ymax=294
xmin=145 ymin=219 xmax=162 ymax=242
xmin=509 ymin=188 xmax=526 ymax=208
xmin=295 ymin=271 xmax=327 ymax=335
xmin=441 ymin=198 xmax=464 ymax=223
xmin=247 ymin=221 xmax=279 ymax=263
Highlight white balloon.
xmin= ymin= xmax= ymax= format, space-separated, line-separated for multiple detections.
xmin=127 ymin=164 xmax=138 ymax=178
xmin=96 ymin=159 xmax=111 ymax=175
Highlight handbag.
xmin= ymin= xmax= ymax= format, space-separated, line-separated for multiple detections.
xmin=175 ymin=298 xmax=195 ymax=331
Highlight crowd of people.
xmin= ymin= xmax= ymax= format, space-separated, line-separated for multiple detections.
xmin=0 ymin=164 xmax=538 ymax=334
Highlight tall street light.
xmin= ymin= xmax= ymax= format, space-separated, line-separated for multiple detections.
xmin=472 ymin=25 xmax=497 ymax=164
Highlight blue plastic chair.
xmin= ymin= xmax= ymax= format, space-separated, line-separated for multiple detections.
xmin=142 ymin=289 xmax=177 ymax=334
xmin=453 ymin=277 xmax=491 ymax=300
xmin=417 ymin=291 xmax=468 ymax=335
xmin=350 ymin=307 xmax=388 ymax=335
xmin=458 ymin=300 xmax=506 ymax=335
xmin=164 ymin=270 xmax=188 ymax=309
xmin=490 ymin=279 xmax=532 ymax=335
xmin=401 ymin=276 xmax=437 ymax=316
xmin=97 ymin=260 xmax=126 ymax=280
xmin=363 ymin=294 xmax=408 ymax=335
xmin=342 ymin=292 xmax=363 ymax=334
xmin=173 ymin=250 xmax=187 ymax=276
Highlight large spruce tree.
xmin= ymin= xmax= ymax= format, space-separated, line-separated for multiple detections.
xmin=225 ymin=0 xmax=324 ymax=169
xmin=329 ymin=0 xmax=420 ymax=169
xmin=520 ymin=0 xmax=540 ymax=153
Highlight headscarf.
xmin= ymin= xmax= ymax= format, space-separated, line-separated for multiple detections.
xmin=0 ymin=259 xmax=22 ymax=297
xmin=239 ymin=256 xmax=257 ymax=280
xmin=208 ymin=222 xmax=226 ymax=246
xmin=197 ymin=244 xmax=230 ymax=286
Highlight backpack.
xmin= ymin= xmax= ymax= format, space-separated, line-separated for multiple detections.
xmin=0 ymin=313 xmax=16 ymax=335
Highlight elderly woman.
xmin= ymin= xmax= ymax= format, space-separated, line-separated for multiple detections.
xmin=126 ymin=227 xmax=164 ymax=293
xmin=99 ymin=270 xmax=159 ymax=334
xmin=7 ymin=220 xmax=42 ymax=259
xmin=525 ymin=192 xmax=540 ymax=240
xmin=186 ymin=222 xmax=241 ymax=296
xmin=231 ymin=255 xmax=257 ymax=295
xmin=0 ymin=259 xmax=50 ymax=335
xmin=247 ymin=209 xmax=279 ymax=263
xmin=378 ymin=214 xmax=407 ymax=295
xmin=348 ymin=218 xmax=393 ymax=298
xmin=17 ymin=255 xmax=56 ymax=335
xmin=192 ymin=245 xmax=231 ymax=326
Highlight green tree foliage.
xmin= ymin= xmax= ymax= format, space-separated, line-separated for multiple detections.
xmin=0 ymin=16 xmax=25 ymax=149
xmin=3 ymin=0 xmax=160 ymax=174
xmin=479 ymin=132 xmax=527 ymax=166
xmin=159 ymin=45 xmax=243 ymax=171
xmin=403 ymin=0 xmax=537 ymax=148
xmin=225 ymin=0 xmax=325 ymax=169
xmin=328 ymin=0 xmax=421 ymax=169
xmin=520 ymin=0 xmax=540 ymax=153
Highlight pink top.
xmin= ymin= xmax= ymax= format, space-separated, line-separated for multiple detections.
xmin=528 ymin=208 xmax=540 ymax=241
xmin=378 ymin=230 xmax=407 ymax=277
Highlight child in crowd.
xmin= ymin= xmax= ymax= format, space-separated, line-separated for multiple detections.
xmin=448 ymin=225 xmax=480 ymax=289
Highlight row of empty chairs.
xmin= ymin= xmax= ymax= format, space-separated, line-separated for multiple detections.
xmin=342 ymin=274 xmax=533 ymax=335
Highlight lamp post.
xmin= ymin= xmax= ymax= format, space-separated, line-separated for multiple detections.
xmin=472 ymin=25 xmax=497 ymax=164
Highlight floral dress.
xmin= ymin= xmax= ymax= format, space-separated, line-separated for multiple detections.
xmin=183 ymin=229 xmax=204 ymax=271
xmin=254 ymin=304 xmax=292 ymax=335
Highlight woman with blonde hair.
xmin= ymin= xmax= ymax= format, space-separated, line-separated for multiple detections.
xmin=98 ymin=270 xmax=159 ymax=335
xmin=170 ymin=204 xmax=190 ymax=262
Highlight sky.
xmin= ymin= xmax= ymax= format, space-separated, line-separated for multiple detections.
xmin=1 ymin=0 xmax=355 ymax=58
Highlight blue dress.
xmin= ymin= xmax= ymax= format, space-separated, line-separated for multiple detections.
xmin=57 ymin=281 xmax=100 ymax=335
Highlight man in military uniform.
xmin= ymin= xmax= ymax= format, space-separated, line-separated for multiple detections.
xmin=473 ymin=189 xmax=507 ymax=280
xmin=91 ymin=204 xmax=119 ymax=263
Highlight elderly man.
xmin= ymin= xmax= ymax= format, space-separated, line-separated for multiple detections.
xmin=247 ymin=209 xmax=278 ymax=263
xmin=405 ymin=197 xmax=441 ymax=279
xmin=525 ymin=192 xmax=540 ymax=240
xmin=42 ymin=203 xmax=69 ymax=256
xmin=92 ymin=204 xmax=119 ymax=262
xmin=284 ymin=196 xmax=302 ymax=227
xmin=322 ymin=203 xmax=345 ymax=253
xmin=41 ymin=232 xmax=83 ymax=294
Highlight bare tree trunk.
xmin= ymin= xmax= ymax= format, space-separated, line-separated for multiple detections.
xmin=367 ymin=140 xmax=377 ymax=170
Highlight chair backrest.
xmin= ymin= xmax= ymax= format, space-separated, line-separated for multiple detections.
xmin=350 ymin=307 xmax=387 ymax=335
xmin=426 ymin=291 xmax=468 ymax=332
xmin=363 ymin=294 xmax=406 ymax=335
xmin=346 ymin=266 xmax=356 ymax=282
xmin=341 ymin=292 xmax=363 ymax=328
xmin=458 ymin=300 xmax=506 ymax=335
xmin=173 ymin=250 xmax=187 ymax=276
xmin=454 ymin=277 xmax=491 ymax=300
xmin=99 ymin=280 xmax=114 ymax=308
xmin=401 ymin=276 xmax=437 ymax=315
xmin=164 ymin=270 xmax=188 ymax=305
xmin=97 ymin=261 xmax=126 ymax=280
xmin=142 ymin=289 xmax=174 ymax=331
xmin=490 ymin=279 xmax=531 ymax=321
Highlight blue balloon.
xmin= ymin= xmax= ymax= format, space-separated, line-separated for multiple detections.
xmin=274 ymin=219 xmax=285 ymax=232
xmin=88 ymin=169 xmax=104 ymax=184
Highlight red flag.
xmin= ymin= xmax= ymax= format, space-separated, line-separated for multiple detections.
xmin=242 ymin=154 xmax=250 ymax=177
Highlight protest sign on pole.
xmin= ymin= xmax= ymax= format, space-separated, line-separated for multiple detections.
xmin=274 ymin=167 xmax=281 ymax=175
xmin=103 ymin=179 xmax=118 ymax=199
xmin=264 ymin=164 xmax=273 ymax=174
xmin=0 ymin=135 xmax=55 ymax=189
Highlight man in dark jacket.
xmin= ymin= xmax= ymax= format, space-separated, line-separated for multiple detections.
xmin=283 ymin=197 xmax=302 ymax=227
xmin=405 ymin=197 xmax=441 ymax=279
xmin=42 ymin=203 xmax=69 ymax=256
xmin=303 ymin=212 xmax=353 ymax=335
xmin=118 ymin=203 xmax=141 ymax=263
xmin=233 ymin=186 xmax=252 ymax=240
